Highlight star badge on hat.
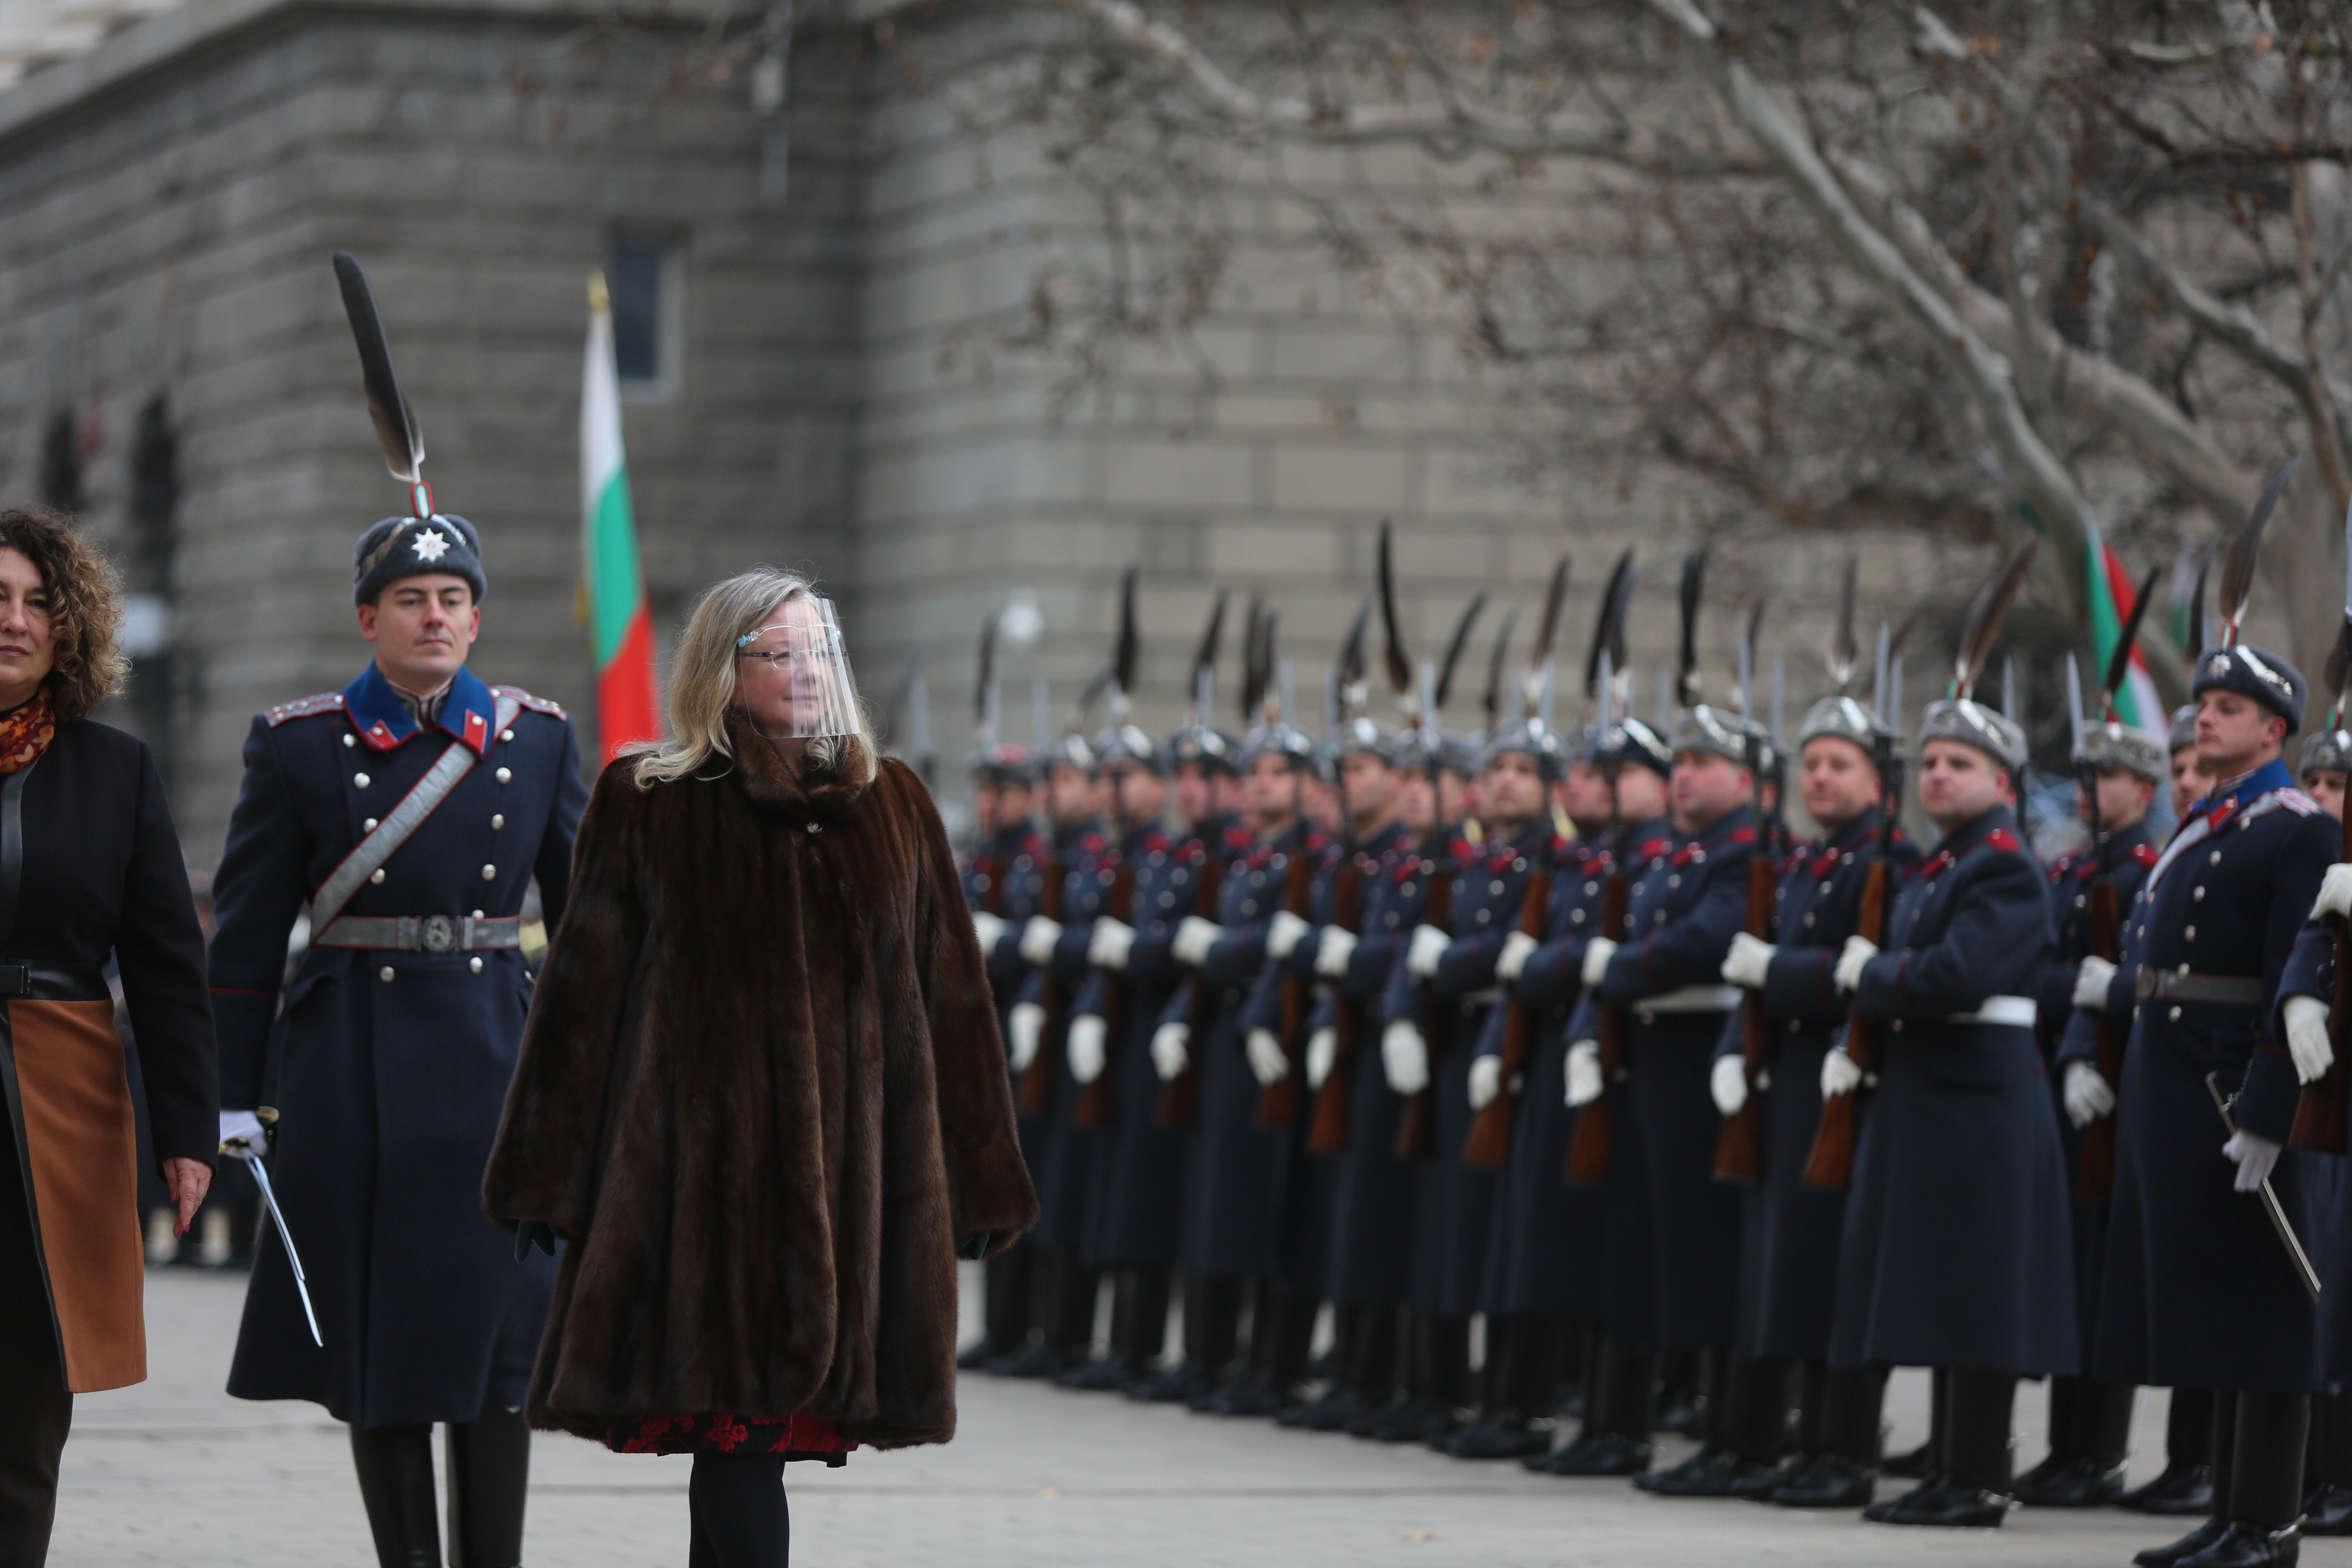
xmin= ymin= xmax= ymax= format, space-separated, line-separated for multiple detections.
xmin=2208 ymin=654 xmax=2230 ymax=676
xmin=411 ymin=526 xmax=451 ymax=563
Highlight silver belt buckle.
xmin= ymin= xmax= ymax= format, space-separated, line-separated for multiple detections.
xmin=420 ymin=914 xmax=458 ymax=953
xmin=2134 ymin=966 xmax=2158 ymax=1002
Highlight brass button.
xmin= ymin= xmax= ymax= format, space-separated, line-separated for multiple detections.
xmin=469 ymin=956 xmax=484 ymax=973
xmin=369 ymin=869 xmax=386 ymax=884
xmin=491 ymin=814 xmax=504 ymax=829
xmin=496 ymin=767 xmax=512 ymax=784
xmin=501 ymin=728 xmax=514 ymax=742
xmin=342 ymin=733 xmax=356 ymax=748
xmin=482 ymin=864 xmax=497 ymax=881
xmin=2193 ymin=886 xmax=2205 ymax=902
xmin=354 ymin=773 xmax=371 ymax=788
xmin=363 ymin=817 xmax=379 ymax=831
xmin=2169 ymin=1006 xmax=2182 ymax=1021
xmin=2210 ymin=851 xmax=2223 ymax=865
xmin=379 ymin=966 xmax=395 ymax=982
xmin=2185 ymin=926 xmax=2196 ymax=941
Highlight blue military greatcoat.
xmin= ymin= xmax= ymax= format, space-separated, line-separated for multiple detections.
xmin=1023 ymin=817 xmax=1115 ymax=1252
xmin=209 ymin=662 xmax=586 ymax=1427
xmin=964 ymin=818 xmax=1050 ymax=1178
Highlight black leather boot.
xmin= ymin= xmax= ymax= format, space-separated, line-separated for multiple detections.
xmin=445 ymin=1408 xmax=530 ymax=1568
xmin=351 ymin=1423 xmax=441 ymax=1568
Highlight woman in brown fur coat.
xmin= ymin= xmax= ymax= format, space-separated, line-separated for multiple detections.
xmin=484 ymin=568 xmax=1035 ymax=1568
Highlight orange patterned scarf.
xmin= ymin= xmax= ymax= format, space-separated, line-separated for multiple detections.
xmin=0 ymin=689 xmax=56 ymax=776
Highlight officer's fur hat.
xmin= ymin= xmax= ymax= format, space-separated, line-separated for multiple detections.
xmin=2167 ymin=703 xmax=2199 ymax=756
xmin=2190 ymin=644 xmax=2307 ymax=735
xmin=1331 ymin=715 xmax=1406 ymax=768
xmin=1917 ymin=698 xmax=2029 ymax=778
xmin=2077 ymin=719 xmax=2167 ymax=783
xmin=1484 ymin=717 xmax=1568 ymax=780
xmin=2301 ymin=725 xmax=2352 ymax=780
xmin=1588 ymin=715 xmax=1673 ymax=779
xmin=354 ymin=514 xmax=486 ymax=606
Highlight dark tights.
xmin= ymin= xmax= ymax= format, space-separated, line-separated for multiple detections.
xmin=688 ymin=1452 xmax=790 ymax=1568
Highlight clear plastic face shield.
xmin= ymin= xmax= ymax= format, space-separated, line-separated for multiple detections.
xmin=736 ymin=594 xmax=863 ymax=739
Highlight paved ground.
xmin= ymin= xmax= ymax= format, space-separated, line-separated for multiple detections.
xmin=45 ymin=1265 xmax=2321 ymax=1567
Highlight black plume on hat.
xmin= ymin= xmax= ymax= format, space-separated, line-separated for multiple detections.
xmin=353 ymin=514 xmax=487 ymax=606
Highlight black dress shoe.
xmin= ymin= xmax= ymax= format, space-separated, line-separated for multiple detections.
xmin=1441 ymin=1415 xmax=1550 ymax=1460
xmin=1773 ymin=1452 xmax=1877 ymax=1509
xmin=987 ymin=1341 xmax=1076 ymax=1380
xmin=1125 ymin=1362 xmax=1221 ymax=1404
xmin=1729 ymin=1451 xmax=1817 ymax=1502
xmin=1632 ymin=1445 xmax=1771 ymax=1498
xmin=1862 ymin=1475 xmax=2009 ymax=1527
xmin=1279 ymin=1385 xmax=1373 ymax=1432
xmin=956 ymin=1335 xmax=1018 ymax=1370
xmin=2176 ymin=1519 xmax=2301 ymax=1567
xmin=1657 ymin=1393 xmax=1708 ymax=1441
xmin=1210 ymin=1374 xmax=1303 ymax=1419
xmin=2012 ymin=1452 xmax=2127 ymax=1508
xmin=2302 ymin=1482 xmax=2352 ymax=1535
xmin=1348 ymin=1392 xmax=1415 ymax=1438
xmin=1052 ymin=1355 xmax=1142 ymax=1392
xmin=2122 ymin=1463 xmax=2217 ymax=1517
xmin=1188 ymin=1371 xmax=1256 ymax=1413
xmin=2135 ymin=1517 xmax=2232 ymax=1566
xmin=1530 ymin=1432 xmax=1653 ymax=1477
xmin=1359 ymin=1395 xmax=1459 ymax=1446
xmin=1880 ymin=1440 xmax=1932 ymax=1479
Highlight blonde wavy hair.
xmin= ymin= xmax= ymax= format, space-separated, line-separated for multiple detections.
xmin=628 ymin=568 xmax=876 ymax=790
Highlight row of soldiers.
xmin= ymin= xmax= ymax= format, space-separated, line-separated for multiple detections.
xmin=953 ymin=531 xmax=2352 ymax=1567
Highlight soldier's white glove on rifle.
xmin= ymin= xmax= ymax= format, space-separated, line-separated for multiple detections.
xmin=1018 ymin=916 xmax=1063 ymax=966
xmin=1497 ymin=930 xmax=1539 ymax=984
xmin=2314 ymin=863 xmax=2352 ymax=923
xmin=1581 ymin=938 xmax=1619 ymax=989
xmin=2073 ymin=956 xmax=2117 ymax=1012
xmin=1833 ymin=936 xmax=1878 ymax=994
xmin=218 ymin=1109 xmax=269 ymax=1160
xmin=1268 ymin=910 xmax=1313 ymax=962
xmin=1172 ymin=916 xmax=1223 ymax=968
xmin=1406 ymin=924 xmax=1450 ymax=979
xmin=1306 ymin=1027 xmax=1338 ymax=1090
xmin=2225 ymin=1128 xmax=2281 ymax=1194
xmin=972 ymin=910 xmax=1007 ymax=953
xmin=1468 ymin=1054 xmax=1502 ymax=1111
xmin=1150 ymin=1021 xmax=1191 ymax=1082
xmin=1088 ymin=918 xmax=1136 ymax=972
xmin=1315 ymin=927 xmax=1358 ymax=979
xmin=1565 ymin=1041 xmax=1603 ymax=1107
xmin=1820 ymin=1046 xmax=1862 ymax=1099
xmin=1006 ymin=1002 xmax=1045 ymax=1073
xmin=2284 ymin=994 xmax=2335 ymax=1085
xmin=1721 ymin=933 xmax=1775 ymax=991
xmin=1381 ymin=1019 xmax=1430 ymax=1096
xmin=1066 ymin=1014 xmax=1109 ymax=1085
xmin=1711 ymin=1055 xmax=1748 ymax=1118
xmin=2062 ymin=1060 xmax=2115 ymax=1128
xmin=1246 ymin=1028 xmax=1291 ymax=1087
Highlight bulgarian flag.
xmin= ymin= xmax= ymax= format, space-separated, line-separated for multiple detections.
xmin=2083 ymin=519 xmax=2166 ymax=736
xmin=581 ymin=275 xmax=661 ymax=766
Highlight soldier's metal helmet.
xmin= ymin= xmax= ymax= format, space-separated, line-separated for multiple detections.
xmin=1484 ymin=716 xmax=1568 ymax=780
xmin=1332 ymin=715 xmax=1407 ymax=768
xmin=1916 ymin=697 xmax=2029 ymax=776
xmin=2190 ymin=643 xmax=2308 ymax=735
xmin=1095 ymin=721 xmax=1165 ymax=775
xmin=1667 ymin=704 xmax=1764 ymax=768
xmin=1165 ymin=720 xmax=1238 ymax=776
xmin=2077 ymin=718 xmax=2166 ymax=783
xmin=1042 ymin=730 xmax=1098 ymax=776
xmin=1241 ymin=717 xmax=1319 ymax=770
xmin=2167 ymin=703 xmax=2199 ymax=756
xmin=973 ymin=742 xmax=1039 ymax=786
xmin=1797 ymin=694 xmax=1890 ymax=755
xmin=2300 ymin=725 xmax=2352 ymax=780
xmin=1588 ymin=714 xmax=1675 ymax=779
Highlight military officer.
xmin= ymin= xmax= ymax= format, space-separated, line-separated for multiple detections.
xmin=209 ymin=512 xmax=587 ymax=1568
xmin=1822 ymin=699 xmax=2076 ymax=1528
xmin=1713 ymin=693 xmax=1917 ymax=1507
xmin=2297 ymin=724 xmax=2348 ymax=819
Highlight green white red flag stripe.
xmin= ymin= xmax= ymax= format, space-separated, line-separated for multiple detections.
xmin=2083 ymin=521 xmax=2165 ymax=736
xmin=582 ymin=279 xmax=660 ymax=767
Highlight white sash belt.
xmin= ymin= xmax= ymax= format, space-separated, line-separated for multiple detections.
xmin=1637 ymin=984 xmax=1742 ymax=1016
xmin=1948 ymin=995 xmax=2037 ymax=1028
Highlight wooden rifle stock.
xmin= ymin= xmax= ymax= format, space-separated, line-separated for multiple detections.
xmin=1564 ymin=864 xmax=1631 ymax=1185
xmin=1257 ymin=835 xmax=1318 ymax=1129
xmin=1800 ymin=855 xmax=1888 ymax=1190
xmin=1074 ymin=853 xmax=1137 ymax=1129
xmin=1154 ymin=845 xmax=1225 ymax=1127
xmin=2290 ymin=805 xmax=2352 ymax=1152
xmin=1712 ymin=846 xmax=1777 ymax=1182
xmin=1462 ymin=867 xmax=1554 ymax=1168
xmin=2072 ymin=873 xmax=2126 ymax=1195
xmin=1306 ymin=852 xmax=1370 ymax=1154
xmin=1394 ymin=849 xmax=1456 ymax=1159
xmin=1016 ymin=838 xmax=1066 ymax=1116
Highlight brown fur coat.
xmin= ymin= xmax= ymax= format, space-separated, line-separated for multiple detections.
xmin=482 ymin=720 xmax=1035 ymax=1448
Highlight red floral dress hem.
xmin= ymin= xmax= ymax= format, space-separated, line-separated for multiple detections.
xmin=604 ymin=1410 xmax=855 ymax=1463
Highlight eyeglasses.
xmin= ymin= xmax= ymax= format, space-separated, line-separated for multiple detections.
xmin=736 ymin=647 xmax=816 ymax=670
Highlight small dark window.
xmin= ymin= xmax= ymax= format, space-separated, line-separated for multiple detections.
xmin=608 ymin=238 xmax=665 ymax=384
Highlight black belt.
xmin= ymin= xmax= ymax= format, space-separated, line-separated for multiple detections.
xmin=0 ymin=962 xmax=111 ymax=1002
xmin=2136 ymin=967 xmax=2267 ymax=1007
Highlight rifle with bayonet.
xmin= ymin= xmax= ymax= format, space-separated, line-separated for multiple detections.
xmin=1158 ymin=597 xmax=1241 ymax=1128
xmin=1715 ymin=594 xmax=1777 ymax=1182
xmin=1565 ymin=549 xmax=1638 ymax=1186
xmin=1018 ymin=677 xmax=1070 ymax=1117
xmin=1078 ymin=570 xmax=1145 ymax=1129
xmin=2294 ymin=489 xmax=2352 ymax=1154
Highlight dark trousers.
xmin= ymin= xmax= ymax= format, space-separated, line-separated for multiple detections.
xmin=2212 ymin=1388 xmax=2307 ymax=1530
xmin=0 ymin=1143 xmax=69 ymax=1567
xmin=2045 ymin=1374 xmax=2135 ymax=1464
xmin=350 ymin=1408 xmax=531 ymax=1568
xmin=689 ymin=1451 xmax=789 ymax=1568
xmin=1927 ymin=1366 xmax=2017 ymax=1491
xmin=1796 ymin=1359 xmax=1885 ymax=1463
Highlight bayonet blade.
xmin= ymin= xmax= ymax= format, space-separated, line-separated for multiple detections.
xmin=1873 ymin=623 xmax=1891 ymax=728
xmin=2065 ymin=655 xmax=2085 ymax=760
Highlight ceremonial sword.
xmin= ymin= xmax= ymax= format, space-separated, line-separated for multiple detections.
xmin=2205 ymin=1073 xmax=2323 ymax=1301
xmin=221 ymin=1114 xmax=325 ymax=1347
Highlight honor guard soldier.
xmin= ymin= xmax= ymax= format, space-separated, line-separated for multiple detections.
xmin=2107 ymin=642 xmax=2334 ymax=1568
xmin=2027 ymin=715 xmax=2165 ymax=1508
xmin=209 ymin=506 xmax=588 ymax=1568
xmin=2298 ymin=723 xmax=2348 ymax=819
xmin=1820 ymin=690 xmax=2077 ymax=1528
xmin=2172 ymin=703 xmax=2217 ymax=824
xmin=1713 ymin=687 xmax=1917 ymax=1507
xmin=1560 ymin=702 xmax=1766 ymax=1494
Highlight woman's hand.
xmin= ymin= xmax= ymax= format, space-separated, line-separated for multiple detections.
xmin=162 ymin=1158 xmax=212 ymax=1239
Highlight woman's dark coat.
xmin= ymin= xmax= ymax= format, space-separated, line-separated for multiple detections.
xmin=482 ymin=728 xmax=1037 ymax=1449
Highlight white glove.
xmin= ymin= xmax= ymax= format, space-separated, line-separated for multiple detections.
xmin=1406 ymin=924 xmax=1451 ymax=979
xmin=1381 ymin=1019 xmax=1430 ymax=1096
xmin=1565 ymin=1041 xmax=1603 ymax=1107
xmin=2073 ymin=956 xmax=2118 ymax=1012
xmin=1721 ymin=932 xmax=1775 ymax=991
xmin=1820 ymin=1046 xmax=1862 ymax=1099
xmin=1497 ymin=930 xmax=1539 ymax=984
xmin=2314 ymin=863 xmax=2352 ymax=922
xmin=1468 ymin=1054 xmax=1503 ymax=1111
xmin=1246 ymin=1027 xmax=1292 ymax=1086
xmin=1067 ymin=1013 xmax=1109 ymax=1085
xmin=1172 ymin=915 xmax=1222 ymax=968
xmin=1711 ymin=1054 xmax=1748 ymax=1118
xmin=1833 ymin=936 xmax=1878 ymax=994
xmin=1150 ymin=1021 xmax=1191 ymax=1082
xmin=1018 ymin=916 xmax=1064 ymax=966
xmin=1306 ymin=1026 xmax=1338 ymax=1089
xmin=2285 ymin=994 xmax=2335 ymax=1085
xmin=218 ymin=1109 xmax=269 ymax=1160
xmin=2062 ymin=1060 xmax=2115 ymax=1128
xmin=1268 ymin=910 xmax=1313 ymax=961
xmin=1315 ymin=926 xmax=1359 ymax=979
xmin=1006 ymin=1001 xmax=1045 ymax=1073
xmin=1581 ymin=936 xmax=1619 ymax=989
xmin=2224 ymin=1128 xmax=2282 ymax=1193
xmin=1088 ymin=918 xmax=1136 ymax=971
xmin=972 ymin=910 xmax=1007 ymax=953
